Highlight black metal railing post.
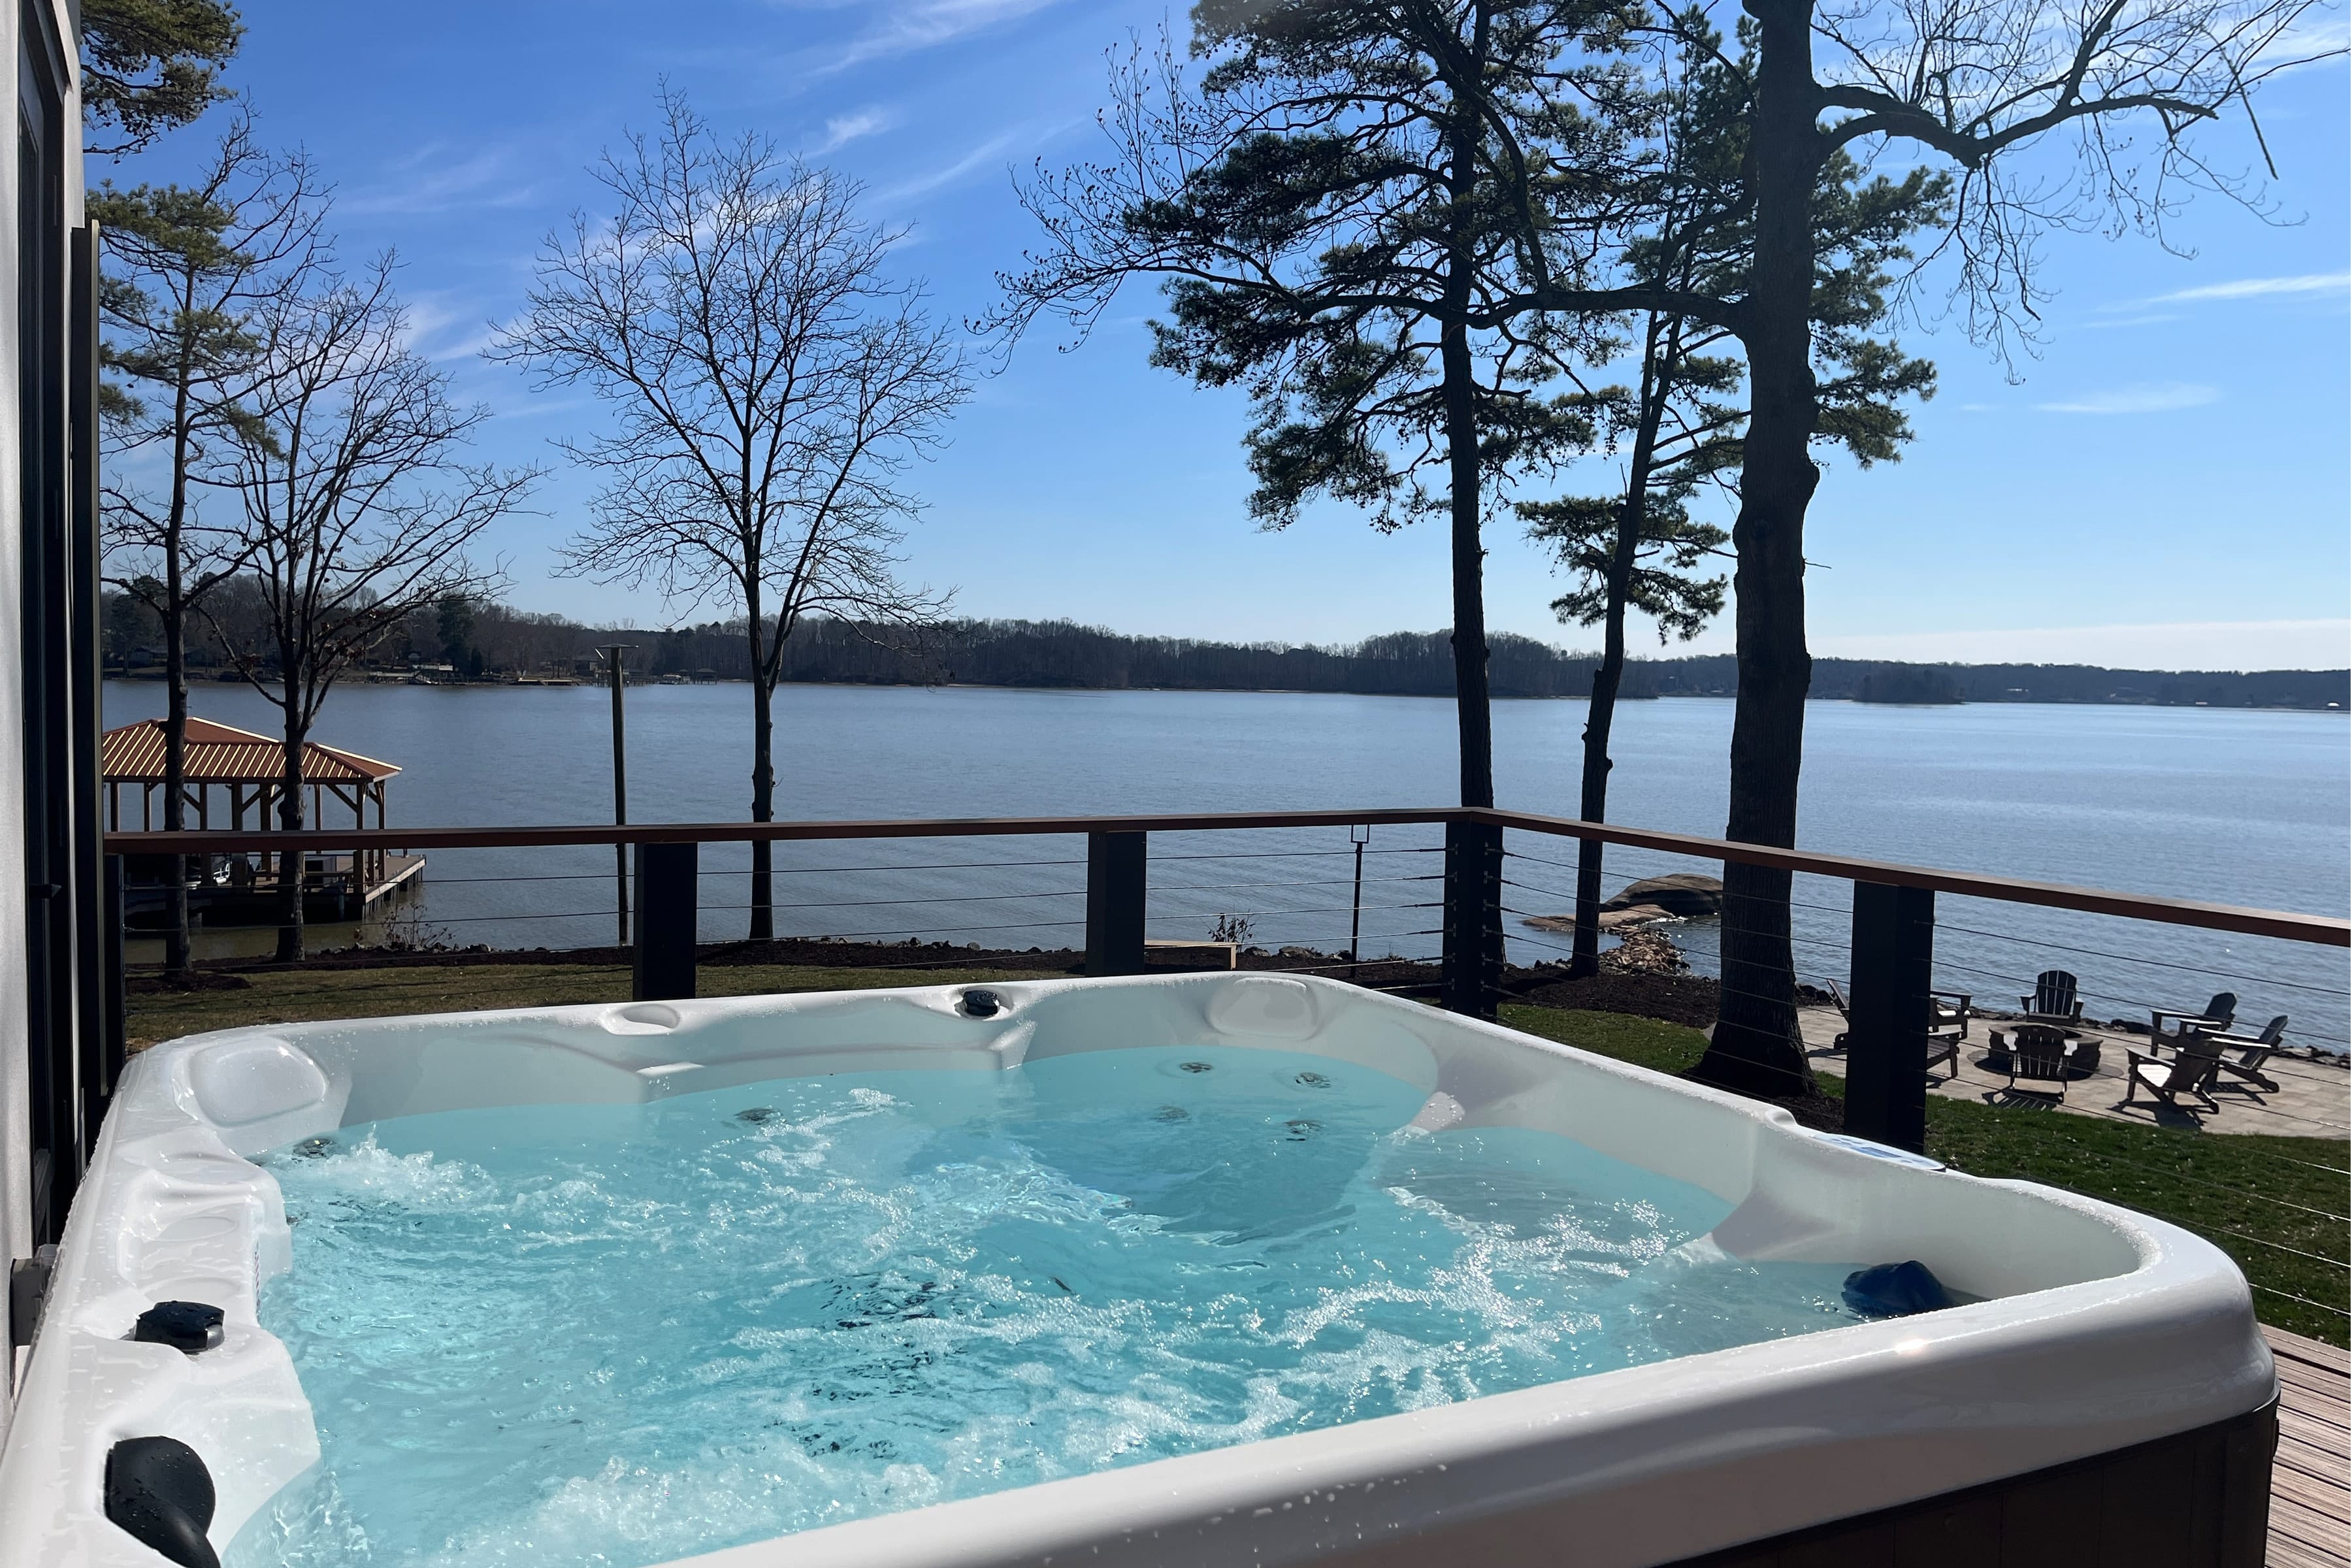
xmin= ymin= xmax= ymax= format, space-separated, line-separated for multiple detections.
xmin=101 ymin=855 xmax=125 ymax=1105
xmin=632 ymin=841 xmax=698 ymax=1002
xmin=1085 ymin=831 xmax=1147 ymax=977
xmin=1844 ymin=880 xmax=1935 ymax=1152
xmin=1441 ymin=821 xmax=1504 ymax=1020
xmin=1348 ymin=822 xmax=1369 ymax=977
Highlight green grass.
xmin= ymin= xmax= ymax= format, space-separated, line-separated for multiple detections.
xmin=130 ymin=979 xmax=2349 ymax=1347
xmin=1503 ymin=1004 xmax=2350 ymax=1346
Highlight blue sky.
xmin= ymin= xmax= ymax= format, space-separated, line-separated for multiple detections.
xmin=101 ymin=1 xmax=2351 ymax=670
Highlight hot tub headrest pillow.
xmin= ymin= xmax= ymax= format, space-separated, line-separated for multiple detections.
xmin=105 ymin=1435 xmax=220 ymax=1568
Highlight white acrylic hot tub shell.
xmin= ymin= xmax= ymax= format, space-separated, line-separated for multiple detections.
xmin=0 ymin=972 xmax=2276 ymax=1568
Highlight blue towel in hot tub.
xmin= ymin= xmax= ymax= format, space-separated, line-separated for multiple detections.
xmin=1842 ymin=1260 xmax=1956 ymax=1318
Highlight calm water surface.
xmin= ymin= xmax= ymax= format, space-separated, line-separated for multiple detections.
xmin=104 ymin=681 xmax=2351 ymax=1051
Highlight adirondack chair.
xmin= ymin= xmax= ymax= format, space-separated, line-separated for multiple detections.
xmin=2019 ymin=970 xmax=2083 ymax=1024
xmin=2123 ymin=1032 xmax=2227 ymax=1114
xmin=2002 ymin=1024 xmax=2074 ymax=1102
xmin=2149 ymin=992 xmax=2237 ymax=1043
xmin=1929 ymin=991 xmax=1972 ymax=1041
xmin=1823 ymin=979 xmax=1962 ymax=1081
xmin=2204 ymin=1015 xmax=2289 ymax=1094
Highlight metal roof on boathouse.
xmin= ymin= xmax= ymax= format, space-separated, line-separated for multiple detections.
xmin=99 ymin=717 xmax=401 ymax=785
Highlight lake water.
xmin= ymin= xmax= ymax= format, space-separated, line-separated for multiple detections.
xmin=103 ymin=681 xmax=2351 ymax=1054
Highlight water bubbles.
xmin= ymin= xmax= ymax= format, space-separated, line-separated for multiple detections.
xmin=240 ymin=1045 xmax=1857 ymax=1568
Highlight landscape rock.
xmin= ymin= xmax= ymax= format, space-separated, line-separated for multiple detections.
xmin=1520 ymin=902 xmax=1676 ymax=934
xmin=1600 ymin=929 xmax=1690 ymax=976
xmin=1601 ymin=873 xmax=1723 ymax=918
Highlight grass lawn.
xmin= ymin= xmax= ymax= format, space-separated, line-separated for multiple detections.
xmin=129 ymin=972 xmax=2347 ymax=1347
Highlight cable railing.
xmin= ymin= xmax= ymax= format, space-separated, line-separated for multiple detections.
xmin=109 ymin=804 xmax=2347 ymax=1099
xmin=106 ymin=806 xmax=2351 ymax=1341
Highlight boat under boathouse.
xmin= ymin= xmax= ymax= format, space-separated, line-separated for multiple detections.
xmin=99 ymin=718 xmax=425 ymax=924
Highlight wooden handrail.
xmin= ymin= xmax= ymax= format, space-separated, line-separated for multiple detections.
xmin=1465 ymin=808 xmax=2351 ymax=948
xmin=105 ymin=806 xmax=2351 ymax=948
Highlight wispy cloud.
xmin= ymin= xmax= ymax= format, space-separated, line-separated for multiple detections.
xmin=822 ymin=0 xmax=1066 ymax=73
xmin=400 ymin=295 xmax=498 ymax=364
xmin=2259 ymin=14 xmax=2350 ymax=74
xmin=2146 ymin=272 xmax=2349 ymax=304
xmin=344 ymin=144 xmax=542 ymax=218
xmin=813 ymin=107 xmax=898 ymax=153
xmin=875 ymin=124 xmax=1034 ymax=201
xmin=2034 ymin=382 xmax=2217 ymax=416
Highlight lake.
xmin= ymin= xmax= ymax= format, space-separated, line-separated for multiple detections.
xmin=102 ymin=680 xmax=2351 ymax=1055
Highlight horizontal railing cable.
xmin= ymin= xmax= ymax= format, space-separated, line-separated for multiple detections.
xmin=1932 ymin=918 xmax=2352 ymax=1000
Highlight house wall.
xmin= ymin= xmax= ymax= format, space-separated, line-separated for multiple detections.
xmin=1 ymin=0 xmax=86 ymax=1439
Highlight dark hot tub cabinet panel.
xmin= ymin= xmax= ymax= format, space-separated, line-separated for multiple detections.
xmin=1667 ymin=1401 xmax=2278 ymax=1568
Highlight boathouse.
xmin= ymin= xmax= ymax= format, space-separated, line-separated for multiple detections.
xmin=99 ymin=718 xmax=423 ymax=920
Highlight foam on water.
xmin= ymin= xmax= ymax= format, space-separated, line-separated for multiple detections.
xmin=231 ymin=1046 xmax=1861 ymax=1568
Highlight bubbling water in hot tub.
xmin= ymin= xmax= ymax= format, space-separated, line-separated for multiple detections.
xmin=229 ymin=1044 xmax=1863 ymax=1568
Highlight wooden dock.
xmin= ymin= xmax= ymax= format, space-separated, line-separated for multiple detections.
xmin=2266 ymin=1323 xmax=2350 ymax=1567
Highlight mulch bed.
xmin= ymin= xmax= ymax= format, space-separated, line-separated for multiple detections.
xmin=1512 ymin=968 xmax=1724 ymax=1029
xmin=127 ymin=970 xmax=253 ymax=994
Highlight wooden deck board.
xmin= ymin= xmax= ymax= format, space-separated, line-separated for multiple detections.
xmin=2273 ymin=1531 xmax=2351 ymax=1568
xmin=2282 ymin=1373 xmax=2352 ymax=1417
xmin=2272 ymin=1326 xmax=2352 ymax=1375
xmin=2267 ymin=1324 xmax=2351 ymax=1568
xmin=2275 ymin=1462 xmax=2351 ymax=1524
xmin=2283 ymin=1405 xmax=2352 ymax=1459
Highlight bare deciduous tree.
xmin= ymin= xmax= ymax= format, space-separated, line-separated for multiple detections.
xmin=96 ymin=112 xmax=325 ymax=972
xmin=489 ymin=90 xmax=970 ymax=940
xmin=212 ymin=257 xmax=536 ymax=961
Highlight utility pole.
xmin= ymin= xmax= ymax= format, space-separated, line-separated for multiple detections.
xmin=598 ymin=645 xmax=634 ymax=948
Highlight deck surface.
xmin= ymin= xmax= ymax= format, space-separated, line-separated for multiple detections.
xmin=1797 ymin=1007 xmax=2350 ymax=1138
xmin=2266 ymin=1323 xmax=2351 ymax=1567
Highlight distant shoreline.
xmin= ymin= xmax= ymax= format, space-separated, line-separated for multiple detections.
xmin=101 ymin=671 xmax=2350 ymax=713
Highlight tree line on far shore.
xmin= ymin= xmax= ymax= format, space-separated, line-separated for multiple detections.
xmin=104 ymin=593 xmax=2350 ymax=711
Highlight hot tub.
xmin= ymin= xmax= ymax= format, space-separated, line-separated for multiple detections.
xmin=0 ymin=973 xmax=2277 ymax=1568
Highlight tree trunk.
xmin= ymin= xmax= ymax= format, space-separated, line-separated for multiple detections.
xmin=161 ymin=575 xmax=191 ymax=977
xmin=1572 ymin=318 xmax=1669 ymax=979
xmin=1691 ymin=0 xmax=1820 ymax=1100
xmin=749 ymin=676 xmax=775 ymax=940
xmin=1439 ymin=55 xmax=1493 ymax=815
xmin=273 ymin=719 xmax=306 ymax=964
xmin=1443 ymin=343 xmax=1493 ymax=811
xmin=748 ymin=665 xmax=775 ymax=943
xmin=161 ymin=345 xmax=197 ymax=976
